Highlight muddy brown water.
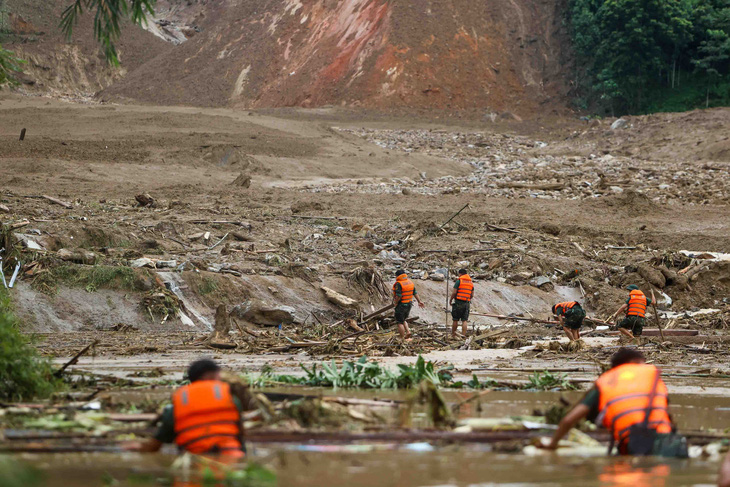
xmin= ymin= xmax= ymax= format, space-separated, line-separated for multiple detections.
xmin=3 ymin=450 xmax=722 ymax=487
xmin=4 ymin=389 xmax=729 ymax=486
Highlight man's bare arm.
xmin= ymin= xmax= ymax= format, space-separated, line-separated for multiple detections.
xmin=546 ymin=404 xmax=591 ymax=449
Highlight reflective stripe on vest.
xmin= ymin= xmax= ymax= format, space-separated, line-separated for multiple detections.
xmin=627 ymin=290 xmax=647 ymax=318
xmin=172 ymin=380 xmax=242 ymax=455
xmin=595 ymin=364 xmax=672 ymax=443
xmin=555 ymin=301 xmax=577 ymax=314
xmin=393 ymin=276 xmax=415 ymax=304
xmin=455 ymin=275 xmax=474 ymax=302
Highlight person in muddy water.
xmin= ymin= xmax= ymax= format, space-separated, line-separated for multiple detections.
xmin=613 ymin=285 xmax=652 ymax=339
xmin=552 ymin=301 xmax=586 ymax=341
xmin=392 ymin=270 xmax=425 ymax=340
xmin=450 ymin=269 xmax=474 ymax=338
xmin=125 ymin=359 xmax=246 ymax=458
xmin=544 ymin=348 xmax=687 ymax=458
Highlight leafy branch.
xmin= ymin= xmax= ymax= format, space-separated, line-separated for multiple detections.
xmin=60 ymin=0 xmax=156 ymax=66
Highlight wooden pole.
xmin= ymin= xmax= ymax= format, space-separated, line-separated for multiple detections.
xmin=650 ymin=289 xmax=666 ymax=341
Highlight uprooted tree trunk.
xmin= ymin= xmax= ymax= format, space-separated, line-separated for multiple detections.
xmin=208 ymin=304 xmax=236 ymax=349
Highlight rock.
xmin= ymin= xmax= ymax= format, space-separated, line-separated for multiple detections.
xmin=433 ymin=268 xmax=448 ymax=277
xmin=57 ymin=248 xmax=97 ymax=265
xmin=589 ymin=119 xmax=602 ymax=128
xmin=610 ymin=186 xmax=624 ymax=193
xmin=321 ymin=286 xmax=359 ymax=309
xmin=135 ymin=193 xmax=155 ymax=207
xmin=356 ymin=240 xmax=375 ymax=252
xmin=130 ymin=257 xmax=156 ymax=268
xmin=487 ymin=258 xmax=504 ymax=271
xmin=0 ymin=204 xmax=9 ymax=213
xmin=231 ymin=300 xmax=296 ymax=326
xmin=430 ymin=273 xmax=445 ymax=281
xmin=231 ymin=173 xmax=251 ymax=188
xmin=529 ymin=276 xmax=554 ymax=292
xmin=637 ymin=263 xmax=666 ymax=289
xmin=611 ymin=118 xmax=629 ymax=130
xmin=291 ymin=201 xmax=323 ymax=214
xmin=231 ymin=231 xmax=252 ymax=241
xmin=134 ymin=274 xmax=155 ymax=291
xmin=156 ymin=260 xmax=178 ymax=269
xmin=401 ymin=188 xmax=412 ymax=195
xmin=13 ymin=233 xmax=44 ymax=250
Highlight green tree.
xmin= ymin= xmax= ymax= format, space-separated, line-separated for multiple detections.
xmin=0 ymin=44 xmax=23 ymax=86
xmin=60 ymin=0 xmax=156 ymax=65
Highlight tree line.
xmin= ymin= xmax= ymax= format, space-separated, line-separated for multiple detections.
xmin=569 ymin=0 xmax=730 ymax=115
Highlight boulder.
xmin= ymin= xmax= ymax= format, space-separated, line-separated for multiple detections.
xmin=611 ymin=118 xmax=629 ymax=130
xmin=231 ymin=173 xmax=251 ymax=188
xmin=57 ymin=248 xmax=97 ymax=265
xmin=135 ymin=193 xmax=155 ymax=207
xmin=529 ymin=276 xmax=554 ymax=292
xmin=231 ymin=299 xmax=296 ymax=326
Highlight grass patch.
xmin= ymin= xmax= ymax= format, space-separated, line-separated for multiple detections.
xmin=0 ymin=289 xmax=61 ymax=401
xmin=245 ymin=357 xmax=579 ymax=391
xmin=198 ymin=276 xmax=219 ymax=295
xmin=33 ymin=265 xmax=137 ymax=294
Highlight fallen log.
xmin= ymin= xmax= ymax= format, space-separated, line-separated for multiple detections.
xmin=54 ymin=340 xmax=99 ymax=377
xmin=470 ymin=313 xmax=558 ymax=326
xmin=42 ymin=195 xmax=73 ymax=209
xmin=605 ymin=329 xmax=698 ymax=337
xmin=360 ymin=304 xmax=395 ymax=323
xmin=497 ymin=182 xmax=565 ymax=191
xmin=485 ymin=224 xmax=519 ymax=234
xmin=321 ymin=286 xmax=359 ymax=309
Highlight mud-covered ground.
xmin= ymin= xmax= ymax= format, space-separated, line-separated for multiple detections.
xmin=2 ymin=93 xmax=730 ymax=486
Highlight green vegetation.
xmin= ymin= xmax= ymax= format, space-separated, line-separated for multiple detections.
xmin=32 ymin=264 xmax=137 ymax=294
xmin=0 ymin=457 xmax=42 ymax=487
xmin=245 ymin=356 xmax=578 ymax=391
xmin=569 ymin=0 xmax=730 ymax=114
xmin=198 ymin=276 xmax=219 ymax=295
xmin=0 ymin=289 xmax=60 ymax=401
xmin=0 ymin=44 xmax=23 ymax=86
xmin=60 ymin=0 xmax=156 ymax=65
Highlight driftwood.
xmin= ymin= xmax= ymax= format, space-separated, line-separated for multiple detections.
xmin=208 ymin=305 xmax=236 ymax=349
xmin=360 ymin=304 xmax=395 ymax=323
xmin=42 ymin=195 xmax=73 ymax=209
xmin=497 ymin=182 xmax=565 ymax=191
xmin=485 ymin=223 xmax=519 ymax=234
xmin=470 ymin=312 xmax=558 ymax=325
xmin=321 ymin=286 xmax=359 ymax=309
xmin=438 ymin=203 xmax=470 ymax=232
xmin=650 ymin=289 xmax=666 ymax=341
xmin=54 ymin=340 xmax=99 ymax=377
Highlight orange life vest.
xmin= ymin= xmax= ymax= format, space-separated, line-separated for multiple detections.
xmin=595 ymin=363 xmax=672 ymax=445
xmin=172 ymin=380 xmax=243 ymax=457
xmin=393 ymin=275 xmax=415 ymax=304
xmin=627 ymin=290 xmax=647 ymax=317
xmin=554 ymin=301 xmax=578 ymax=314
xmin=455 ymin=275 xmax=474 ymax=302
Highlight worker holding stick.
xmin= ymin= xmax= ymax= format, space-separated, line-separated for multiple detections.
xmin=392 ymin=270 xmax=425 ymax=340
xmin=450 ymin=269 xmax=474 ymax=338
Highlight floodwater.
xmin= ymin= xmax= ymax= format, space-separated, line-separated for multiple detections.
xmin=2 ymin=449 xmax=722 ymax=487
xmin=3 ymin=389 xmax=729 ymax=487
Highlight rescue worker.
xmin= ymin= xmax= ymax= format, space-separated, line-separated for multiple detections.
xmin=126 ymin=359 xmax=245 ymax=458
xmin=544 ymin=348 xmax=687 ymax=457
xmin=613 ymin=284 xmax=652 ymax=338
xmin=450 ymin=269 xmax=474 ymax=338
xmin=552 ymin=301 xmax=586 ymax=341
xmin=392 ymin=270 xmax=425 ymax=340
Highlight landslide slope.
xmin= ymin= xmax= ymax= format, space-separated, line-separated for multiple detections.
xmin=103 ymin=0 xmax=572 ymax=115
xmin=0 ymin=0 xmax=169 ymax=98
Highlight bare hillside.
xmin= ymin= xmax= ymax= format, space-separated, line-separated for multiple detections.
xmin=102 ymin=0 xmax=571 ymax=116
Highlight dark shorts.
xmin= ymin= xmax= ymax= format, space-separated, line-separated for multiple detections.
xmin=394 ymin=303 xmax=412 ymax=323
xmin=451 ymin=300 xmax=470 ymax=321
xmin=619 ymin=315 xmax=645 ymax=336
xmin=563 ymin=307 xmax=586 ymax=330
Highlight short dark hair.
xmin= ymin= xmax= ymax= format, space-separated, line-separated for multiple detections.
xmin=395 ymin=269 xmax=406 ymax=277
xmin=552 ymin=304 xmax=558 ymax=314
xmin=610 ymin=348 xmax=645 ymax=369
xmin=458 ymin=269 xmax=467 ymax=275
xmin=187 ymin=359 xmax=221 ymax=382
